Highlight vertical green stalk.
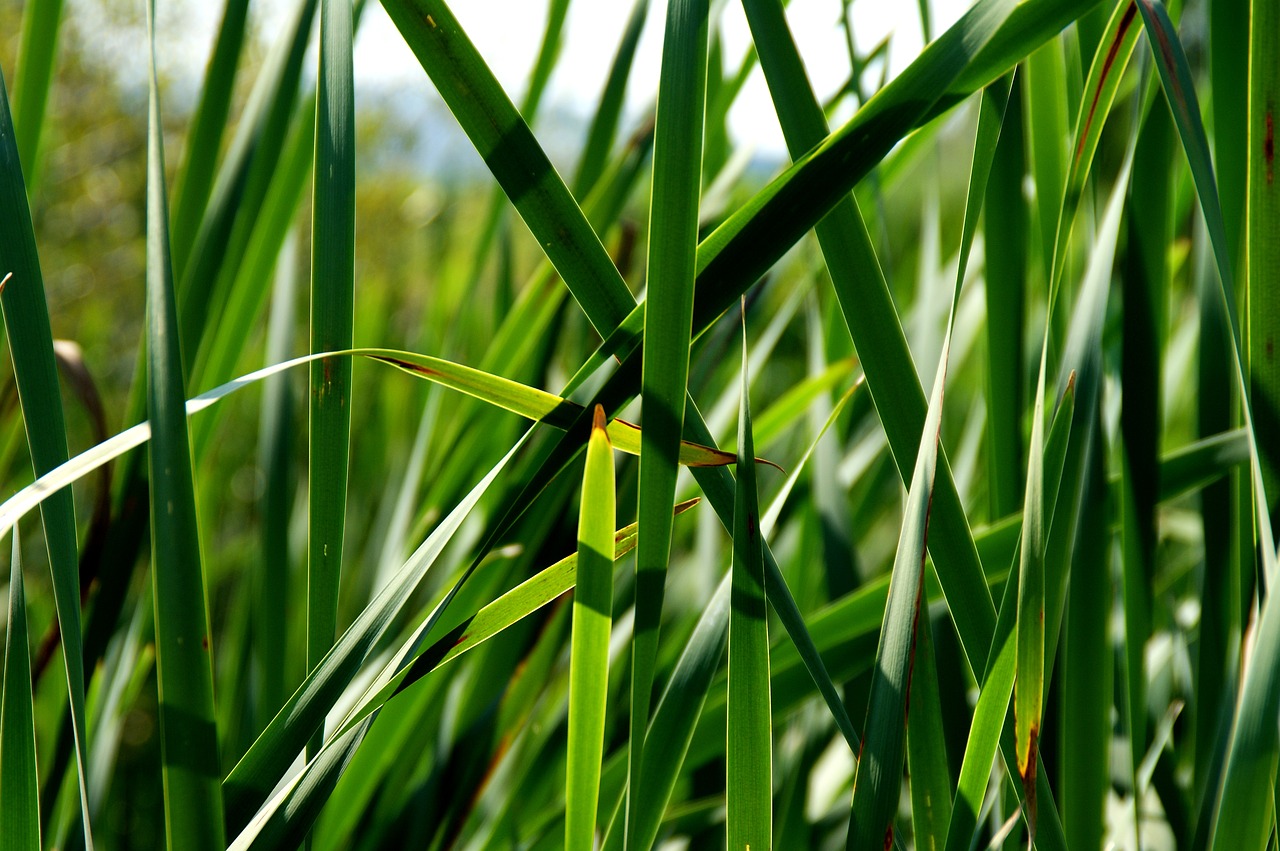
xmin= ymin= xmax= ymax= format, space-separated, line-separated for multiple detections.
xmin=144 ymin=0 xmax=225 ymax=845
xmin=566 ymin=406 xmax=616 ymax=851
xmin=0 ymin=57 xmax=93 ymax=851
xmin=984 ymin=77 xmax=1026 ymax=519
xmin=627 ymin=0 xmax=709 ymax=844
xmin=11 ymin=0 xmax=63 ymax=189
xmin=726 ymin=321 xmax=770 ymax=851
xmin=1247 ymin=0 xmax=1280 ymax=521
xmin=1 ymin=529 xmax=40 ymax=851
xmin=308 ymin=0 xmax=356 ymax=758
xmin=169 ymin=0 xmax=251 ymax=276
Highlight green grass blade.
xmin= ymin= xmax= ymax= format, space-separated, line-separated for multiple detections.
xmin=572 ymin=0 xmax=649 ymax=196
xmin=224 ymin=435 xmax=525 ymax=831
xmin=726 ymin=323 xmax=770 ymax=851
xmin=1060 ymin=426 xmax=1111 ymax=851
xmin=177 ymin=0 xmax=317 ymax=371
xmin=1246 ymin=0 xmax=1280 ymax=516
xmin=847 ymin=312 xmax=945 ymax=849
xmin=168 ymin=0 xmax=251 ymax=273
xmin=566 ymin=406 xmax=617 ymax=851
xmin=11 ymin=0 xmax=63 ymax=186
xmin=603 ymin=575 xmax=731 ymax=851
xmin=907 ymin=611 xmax=951 ymax=851
xmin=942 ymin=562 xmax=1018 ymax=851
xmin=628 ymin=2 xmax=709 ymax=841
xmin=983 ymin=76 xmax=1027 ymax=519
xmin=307 ymin=0 xmax=356 ymax=760
xmin=1 ymin=529 xmax=40 ymax=851
xmin=143 ymin=1 xmax=225 ymax=844
xmin=0 ymin=55 xmax=93 ymax=851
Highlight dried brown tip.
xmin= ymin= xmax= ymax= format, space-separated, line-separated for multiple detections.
xmin=592 ymin=403 xmax=607 ymax=433
xmin=0 ymin=272 xmax=12 ymax=294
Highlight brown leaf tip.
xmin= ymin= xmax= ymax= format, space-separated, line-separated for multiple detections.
xmin=0 ymin=272 xmax=11 ymax=294
xmin=592 ymin=403 xmax=607 ymax=434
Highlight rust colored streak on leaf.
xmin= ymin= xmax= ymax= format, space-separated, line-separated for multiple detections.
xmin=374 ymin=356 xmax=442 ymax=379
xmin=883 ymin=827 xmax=894 ymax=851
xmin=1266 ymin=111 xmax=1274 ymax=184
xmin=1077 ymin=3 xmax=1138 ymax=164
xmin=202 ymin=635 xmax=209 ymax=651
xmin=1144 ymin=2 xmax=1188 ymax=120
xmin=1023 ymin=725 xmax=1040 ymax=834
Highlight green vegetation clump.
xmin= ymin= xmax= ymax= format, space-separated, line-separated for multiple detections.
xmin=0 ymin=0 xmax=1275 ymax=849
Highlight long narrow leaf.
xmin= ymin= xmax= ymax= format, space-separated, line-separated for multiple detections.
xmin=144 ymin=2 xmax=225 ymax=844
xmin=566 ymin=406 xmax=617 ymax=851
xmin=0 ymin=529 xmax=39 ymax=851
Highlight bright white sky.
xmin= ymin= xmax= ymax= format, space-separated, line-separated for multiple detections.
xmin=92 ymin=0 xmax=969 ymax=159
xmin=344 ymin=0 xmax=970 ymax=156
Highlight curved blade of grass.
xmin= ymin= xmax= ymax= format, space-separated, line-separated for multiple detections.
xmin=306 ymin=0 xmax=356 ymax=763
xmin=571 ymin=0 xmax=649 ymax=196
xmin=367 ymin=351 xmax=744 ymax=467
xmin=566 ymin=406 xmax=617 ymax=851
xmin=415 ymin=501 xmax=697 ymax=681
xmin=224 ymin=434 xmax=525 ymax=832
xmin=11 ymin=0 xmax=62 ymax=184
xmin=224 ymin=499 xmax=695 ymax=847
xmin=144 ymin=2 xmax=225 ymax=844
xmin=1 ymin=529 xmax=39 ymax=851
xmin=726 ymin=319 xmax=770 ymax=851
xmin=0 ymin=57 xmax=92 ymax=851
xmin=628 ymin=3 xmax=710 ymax=840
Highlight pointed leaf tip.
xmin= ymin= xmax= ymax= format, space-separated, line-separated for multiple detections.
xmin=593 ymin=403 xmax=607 ymax=434
xmin=0 ymin=272 xmax=11 ymax=293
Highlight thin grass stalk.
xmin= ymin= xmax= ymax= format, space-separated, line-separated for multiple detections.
xmin=168 ymin=0 xmax=251 ymax=274
xmin=627 ymin=0 xmax=709 ymax=844
xmin=143 ymin=0 xmax=225 ymax=844
xmin=0 ymin=529 xmax=40 ymax=851
xmin=307 ymin=0 xmax=356 ymax=762
xmin=11 ymin=0 xmax=62 ymax=188
xmin=726 ymin=320 xmax=770 ymax=851
xmin=1246 ymin=0 xmax=1280 ymax=522
xmin=0 ymin=57 xmax=93 ymax=851
xmin=566 ymin=406 xmax=617 ymax=850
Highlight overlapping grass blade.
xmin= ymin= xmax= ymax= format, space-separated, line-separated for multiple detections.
xmin=0 ymin=54 xmax=93 ymax=851
xmin=907 ymin=610 xmax=951 ymax=851
xmin=379 ymin=0 xmax=636 ymax=336
xmin=307 ymin=0 xmax=357 ymax=764
xmin=726 ymin=321 xmax=770 ymax=851
xmin=566 ymin=406 xmax=617 ymax=851
xmin=847 ymin=67 xmax=1009 ymax=851
xmin=1 ymin=529 xmax=39 ymax=851
xmin=11 ymin=0 xmax=62 ymax=184
xmin=628 ymin=2 xmax=709 ymax=841
xmin=1245 ymin=0 xmax=1280 ymax=511
xmin=143 ymin=1 xmax=225 ymax=843
xmin=602 ymin=575 xmax=731 ymax=851
xmin=1060 ymin=425 xmax=1112 ymax=851
xmin=167 ymin=0 xmax=251 ymax=270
